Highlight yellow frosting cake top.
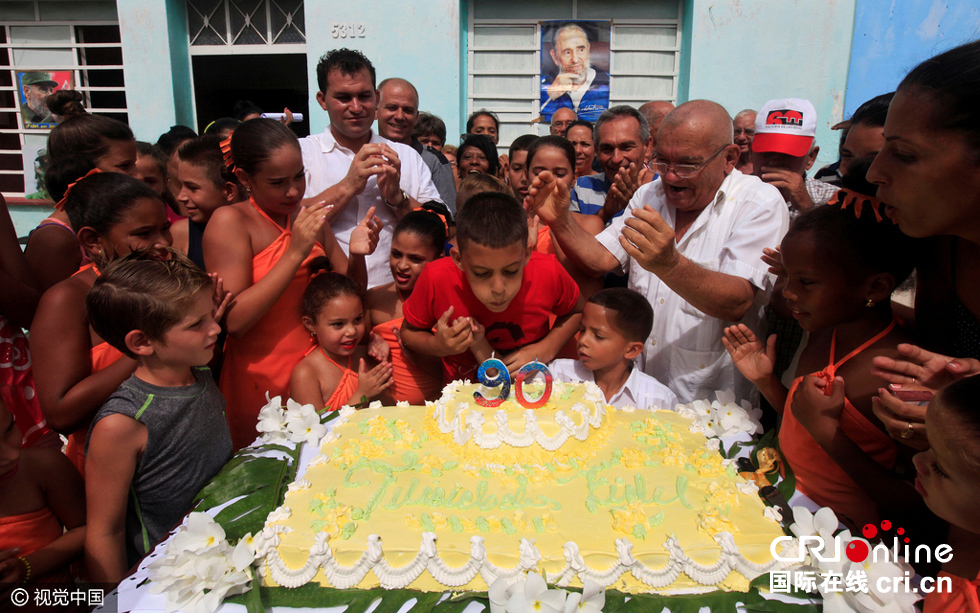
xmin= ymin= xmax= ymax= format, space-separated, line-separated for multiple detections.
xmin=259 ymin=384 xmax=786 ymax=594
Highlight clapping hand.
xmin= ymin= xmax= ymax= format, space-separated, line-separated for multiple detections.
xmin=722 ymin=324 xmax=776 ymax=384
xmin=349 ymin=206 xmax=383 ymax=256
xmin=619 ymin=205 xmax=680 ymax=275
xmin=524 ymin=170 xmax=571 ymax=226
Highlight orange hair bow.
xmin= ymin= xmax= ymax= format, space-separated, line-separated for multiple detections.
xmin=54 ymin=167 xmax=103 ymax=211
xmin=829 ymin=188 xmax=886 ymax=223
xmin=219 ymin=135 xmax=236 ymax=173
xmin=413 ymin=206 xmax=450 ymax=237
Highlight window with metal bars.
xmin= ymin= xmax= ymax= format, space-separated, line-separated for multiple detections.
xmin=0 ymin=1 xmax=127 ymax=198
xmin=467 ymin=0 xmax=682 ymax=150
xmin=187 ymin=0 xmax=305 ymax=53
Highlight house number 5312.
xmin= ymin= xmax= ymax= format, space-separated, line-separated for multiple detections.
xmin=331 ymin=22 xmax=367 ymax=38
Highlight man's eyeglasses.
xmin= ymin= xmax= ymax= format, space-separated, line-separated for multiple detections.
xmin=648 ymin=145 xmax=729 ymax=179
xmin=733 ymin=128 xmax=755 ymax=137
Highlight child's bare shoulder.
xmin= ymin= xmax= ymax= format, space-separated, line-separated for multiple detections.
xmin=366 ymin=283 xmax=398 ymax=320
xmin=34 ymin=273 xmax=93 ymax=324
xmin=207 ymin=201 xmax=250 ymax=228
xmin=294 ymin=351 xmax=343 ymax=388
xmin=22 ymin=446 xmax=81 ymax=487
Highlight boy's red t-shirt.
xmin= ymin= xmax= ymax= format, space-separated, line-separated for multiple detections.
xmin=403 ymin=252 xmax=580 ymax=382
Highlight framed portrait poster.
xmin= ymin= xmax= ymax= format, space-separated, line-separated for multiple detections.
xmin=540 ymin=20 xmax=611 ymax=123
xmin=18 ymin=70 xmax=73 ymax=130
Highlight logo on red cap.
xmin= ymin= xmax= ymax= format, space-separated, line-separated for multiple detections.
xmin=766 ymin=110 xmax=804 ymax=127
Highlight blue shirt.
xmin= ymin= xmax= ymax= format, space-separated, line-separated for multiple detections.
xmin=540 ymin=71 xmax=611 ymax=123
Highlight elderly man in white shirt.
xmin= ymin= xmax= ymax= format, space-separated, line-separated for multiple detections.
xmin=527 ymin=100 xmax=789 ymax=404
xmin=300 ymin=48 xmax=442 ymax=288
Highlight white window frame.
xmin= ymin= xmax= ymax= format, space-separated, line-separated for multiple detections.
xmin=467 ymin=0 xmax=683 ymax=149
xmin=0 ymin=18 xmax=127 ymax=198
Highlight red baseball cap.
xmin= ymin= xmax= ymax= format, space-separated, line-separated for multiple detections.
xmin=751 ymin=98 xmax=817 ymax=157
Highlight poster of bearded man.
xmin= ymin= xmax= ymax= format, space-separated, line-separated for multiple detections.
xmin=540 ymin=20 xmax=610 ymax=123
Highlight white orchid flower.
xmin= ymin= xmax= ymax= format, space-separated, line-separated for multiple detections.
xmin=846 ymin=556 xmax=921 ymax=612
xmin=256 ymin=396 xmax=288 ymax=441
xmin=285 ymin=403 xmax=327 ymax=446
xmin=505 ymin=572 xmax=567 ymax=613
xmin=790 ymin=506 xmax=838 ymax=541
xmin=148 ymin=514 xmax=255 ymax=613
xmin=170 ymin=513 xmax=227 ymax=555
xmin=563 ymin=579 xmax=605 ymax=613
xmin=713 ymin=389 xmax=737 ymax=407
xmin=488 ymin=577 xmax=522 ymax=613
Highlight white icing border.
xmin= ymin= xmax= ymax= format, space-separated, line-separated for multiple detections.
xmin=260 ymin=529 xmax=783 ymax=590
xmin=429 ymin=380 xmax=608 ymax=451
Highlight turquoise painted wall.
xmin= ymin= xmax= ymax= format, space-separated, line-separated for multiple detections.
xmin=9 ymin=205 xmax=52 ymax=241
xmin=304 ymin=0 xmax=462 ymax=140
xmin=684 ymin=0 xmax=856 ymax=168
xmin=844 ymin=0 xmax=980 ymax=117
xmin=117 ymin=0 xmax=195 ymax=142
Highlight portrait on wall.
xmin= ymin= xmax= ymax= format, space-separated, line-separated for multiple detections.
xmin=18 ymin=70 xmax=73 ymax=129
xmin=540 ymin=20 xmax=611 ymax=123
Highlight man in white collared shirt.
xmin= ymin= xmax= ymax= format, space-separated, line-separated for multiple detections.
xmin=528 ymin=100 xmax=789 ymax=404
xmin=300 ymin=48 xmax=442 ymax=288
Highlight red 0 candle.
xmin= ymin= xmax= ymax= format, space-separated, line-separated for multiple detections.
xmin=514 ymin=360 xmax=552 ymax=408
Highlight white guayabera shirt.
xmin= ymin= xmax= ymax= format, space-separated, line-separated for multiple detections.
xmin=300 ymin=128 xmax=443 ymax=288
xmin=596 ymin=169 xmax=789 ymax=405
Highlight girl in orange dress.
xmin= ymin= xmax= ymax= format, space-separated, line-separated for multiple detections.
xmin=365 ymin=208 xmax=446 ymax=404
xmin=914 ymin=376 xmax=980 ymax=612
xmin=290 ymin=259 xmax=393 ymax=411
xmin=723 ymin=195 xmax=919 ymax=529
xmin=30 ymin=172 xmax=176 ymax=475
xmin=27 ymin=111 xmax=143 ymax=293
xmin=0 ymin=396 xmax=85 ymax=588
xmin=205 ymin=119 xmax=374 ymax=449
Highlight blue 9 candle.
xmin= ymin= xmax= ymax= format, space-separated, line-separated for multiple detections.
xmin=474 ymin=357 xmax=511 ymax=407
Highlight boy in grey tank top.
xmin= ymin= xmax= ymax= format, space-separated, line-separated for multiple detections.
xmin=84 ymin=249 xmax=233 ymax=583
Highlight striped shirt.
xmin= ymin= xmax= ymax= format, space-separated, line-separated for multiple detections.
xmin=569 ymin=172 xmax=612 ymax=217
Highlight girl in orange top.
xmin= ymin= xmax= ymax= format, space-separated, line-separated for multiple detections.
xmin=0 ymin=396 xmax=85 ymax=587
xmin=914 ymin=376 xmax=980 ymax=612
xmin=205 ymin=119 xmax=373 ymax=448
xmin=30 ymin=173 xmax=175 ymax=475
xmin=365 ymin=208 xmax=447 ymax=404
xmin=291 ymin=259 xmax=393 ymax=411
xmin=27 ymin=111 xmax=144 ymax=293
xmin=524 ymin=136 xmax=602 ymax=298
xmin=723 ymin=196 xmax=918 ymax=529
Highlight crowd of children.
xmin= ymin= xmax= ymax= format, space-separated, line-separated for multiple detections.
xmin=0 ymin=38 xmax=979 ymax=613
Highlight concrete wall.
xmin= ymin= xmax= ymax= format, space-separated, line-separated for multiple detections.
xmin=304 ymin=0 xmax=462 ymax=139
xmin=844 ymin=0 xmax=980 ymax=117
xmin=683 ymin=0 xmax=856 ymax=168
xmin=117 ymin=0 xmax=195 ymax=142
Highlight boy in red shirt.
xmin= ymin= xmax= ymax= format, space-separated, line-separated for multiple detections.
xmin=402 ymin=192 xmax=584 ymax=381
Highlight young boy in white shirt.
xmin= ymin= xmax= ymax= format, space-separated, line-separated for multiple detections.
xmin=550 ymin=288 xmax=678 ymax=411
